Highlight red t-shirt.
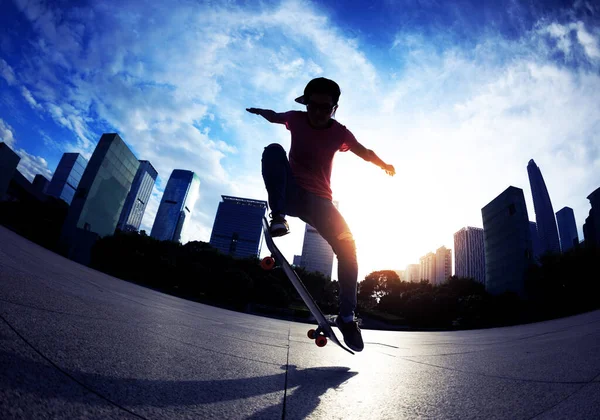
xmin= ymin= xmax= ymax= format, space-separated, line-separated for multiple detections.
xmin=279 ymin=111 xmax=358 ymax=201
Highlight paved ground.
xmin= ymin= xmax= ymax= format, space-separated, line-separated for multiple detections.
xmin=1 ymin=224 xmax=599 ymax=419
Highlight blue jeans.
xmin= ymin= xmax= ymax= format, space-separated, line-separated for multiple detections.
xmin=261 ymin=143 xmax=358 ymax=318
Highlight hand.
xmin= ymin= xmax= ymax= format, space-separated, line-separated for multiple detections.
xmin=382 ymin=163 xmax=395 ymax=176
xmin=246 ymin=108 xmax=263 ymax=115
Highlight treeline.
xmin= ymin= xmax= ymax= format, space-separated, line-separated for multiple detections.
xmin=89 ymin=230 xmax=340 ymax=317
xmin=358 ymin=245 xmax=600 ymax=329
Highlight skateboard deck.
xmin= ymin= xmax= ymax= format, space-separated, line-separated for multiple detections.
xmin=261 ymin=217 xmax=354 ymax=355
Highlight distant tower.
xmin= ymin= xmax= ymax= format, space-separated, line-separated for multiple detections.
xmin=117 ymin=160 xmax=158 ymax=232
xmin=482 ymin=186 xmax=534 ymax=297
xmin=435 ymin=246 xmax=452 ymax=285
xmin=47 ymin=153 xmax=88 ymax=205
xmin=527 ymin=159 xmax=561 ymax=254
xmin=555 ymin=207 xmax=579 ymax=252
xmin=209 ymin=196 xmax=267 ymax=258
xmin=419 ymin=252 xmax=436 ymax=283
xmin=453 ymin=227 xmax=485 ymax=284
xmin=293 ymin=255 xmax=302 ymax=266
xmin=60 ymin=134 xmax=139 ymax=264
xmin=529 ymin=222 xmax=542 ymax=261
xmin=404 ymin=264 xmax=420 ymax=282
xmin=583 ymin=187 xmax=600 ymax=248
xmin=151 ymin=170 xmax=200 ymax=242
xmin=299 ymin=201 xmax=339 ymax=278
xmin=0 ymin=142 xmax=20 ymax=200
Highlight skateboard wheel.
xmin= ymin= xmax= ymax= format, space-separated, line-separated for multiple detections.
xmin=260 ymin=256 xmax=275 ymax=270
xmin=315 ymin=336 xmax=327 ymax=347
xmin=307 ymin=329 xmax=316 ymax=340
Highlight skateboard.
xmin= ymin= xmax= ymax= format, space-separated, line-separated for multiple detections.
xmin=261 ymin=217 xmax=354 ymax=355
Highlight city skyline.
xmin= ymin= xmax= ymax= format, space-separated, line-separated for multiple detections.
xmin=1 ymin=0 xmax=599 ymax=278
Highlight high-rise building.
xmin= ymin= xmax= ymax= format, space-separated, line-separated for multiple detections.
xmin=529 ymin=221 xmax=542 ymax=261
xmin=299 ymin=201 xmax=339 ymax=278
xmin=60 ymin=133 xmax=140 ymax=263
xmin=151 ymin=170 xmax=200 ymax=242
xmin=583 ymin=187 xmax=600 ymax=248
xmin=0 ymin=142 xmax=20 ymax=200
xmin=404 ymin=264 xmax=420 ymax=282
xmin=47 ymin=153 xmax=88 ymax=205
xmin=556 ymin=207 xmax=579 ymax=252
xmin=32 ymin=175 xmax=50 ymax=194
xmin=482 ymin=186 xmax=534 ymax=297
xmin=454 ymin=227 xmax=485 ymax=284
xmin=293 ymin=255 xmax=302 ymax=266
xmin=419 ymin=252 xmax=436 ymax=283
xmin=435 ymin=246 xmax=452 ymax=285
xmin=209 ymin=196 xmax=267 ymax=258
xmin=527 ymin=159 xmax=561 ymax=254
xmin=117 ymin=160 xmax=158 ymax=232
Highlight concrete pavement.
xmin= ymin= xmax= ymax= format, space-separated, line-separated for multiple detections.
xmin=1 ymin=224 xmax=599 ymax=419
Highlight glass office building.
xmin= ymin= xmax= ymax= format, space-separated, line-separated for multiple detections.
xmin=151 ymin=170 xmax=200 ymax=242
xmin=209 ymin=196 xmax=267 ymax=258
xmin=482 ymin=186 xmax=534 ymax=297
xmin=527 ymin=159 xmax=561 ymax=254
xmin=0 ymin=142 xmax=20 ymax=200
xmin=62 ymin=133 xmax=139 ymax=238
xmin=555 ymin=207 xmax=579 ymax=252
xmin=454 ymin=227 xmax=485 ymax=284
xmin=117 ymin=160 xmax=158 ymax=232
xmin=47 ymin=153 xmax=88 ymax=205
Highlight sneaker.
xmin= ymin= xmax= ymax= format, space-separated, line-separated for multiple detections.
xmin=335 ymin=316 xmax=364 ymax=352
xmin=269 ymin=214 xmax=289 ymax=237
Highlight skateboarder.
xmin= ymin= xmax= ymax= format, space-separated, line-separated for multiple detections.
xmin=247 ymin=77 xmax=395 ymax=352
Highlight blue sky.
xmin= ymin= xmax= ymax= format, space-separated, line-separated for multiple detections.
xmin=1 ymin=0 xmax=599 ymax=280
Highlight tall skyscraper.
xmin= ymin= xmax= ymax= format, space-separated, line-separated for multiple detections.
xmin=482 ymin=186 xmax=534 ymax=297
xmin=32 ymin=175 xmax=50 ymax=194
xmin=60 ymin=133 xmax=140 ymax=263
xmin=0 ymin=142 xmax=20 ymax=200
xmin=47 ymin=153 xmax=88 ymax=205
xmin=117 ymin=160 xmax=158 ymax=232
xmin=529 ymin=221 xmax=542 ymax=261
xmin=453 ymin=227 xmax=485 ymax=284
xmin=298 ymin=201 xmax=339 ymax=277
xmin=151 ymin=170 xmax=200 ymax=242
xmin=583 ymin=187 xmax=600 ymax=248
xmin=556 ymin=207 xmax=579 ymax=252
xmin=293 ymin=255 xmax=302 ymax=266
xmin=209 ymin=195 xmax=267 ymax=258
xmin=527 ymin=159 xmax=561 ymax=254
xmin=419 ymin=252 xmax=436 ymax=283
xmin=435 ymin=246 xmax=452 ymax=285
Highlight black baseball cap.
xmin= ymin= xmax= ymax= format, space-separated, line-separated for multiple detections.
xmin=294 ymin=77 xmax=341 ymax=105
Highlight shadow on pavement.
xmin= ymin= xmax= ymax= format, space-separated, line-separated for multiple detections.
xmin=1 ymin=351 xmax=357 ymax=418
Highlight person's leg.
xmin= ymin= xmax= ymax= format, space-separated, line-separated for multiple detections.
xmin=261 ymin=143 xmax=292 ymax=216
xmin=302 ymin=195 xmax=363 ymax=351
xmin=303 ymin=196 xmax=358 ymax=320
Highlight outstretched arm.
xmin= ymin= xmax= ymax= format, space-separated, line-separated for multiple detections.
xmin=246 ymin=108 xmax=287 ymax=124
xmin=351 ymin=141 xmax=396 ymax=176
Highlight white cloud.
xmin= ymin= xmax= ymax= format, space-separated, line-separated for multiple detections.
xmin=15 ymin=149 xmax=53 ymax=182
xmin=0 ymin=118 xmax=53 ymax=182
xmin=0 ymin=58 xmax=17 ymax=86
xmin=0 ymin=118 xmax=17 ymax=147
xmin=21 ymin=86 xmax=43 ymax=110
